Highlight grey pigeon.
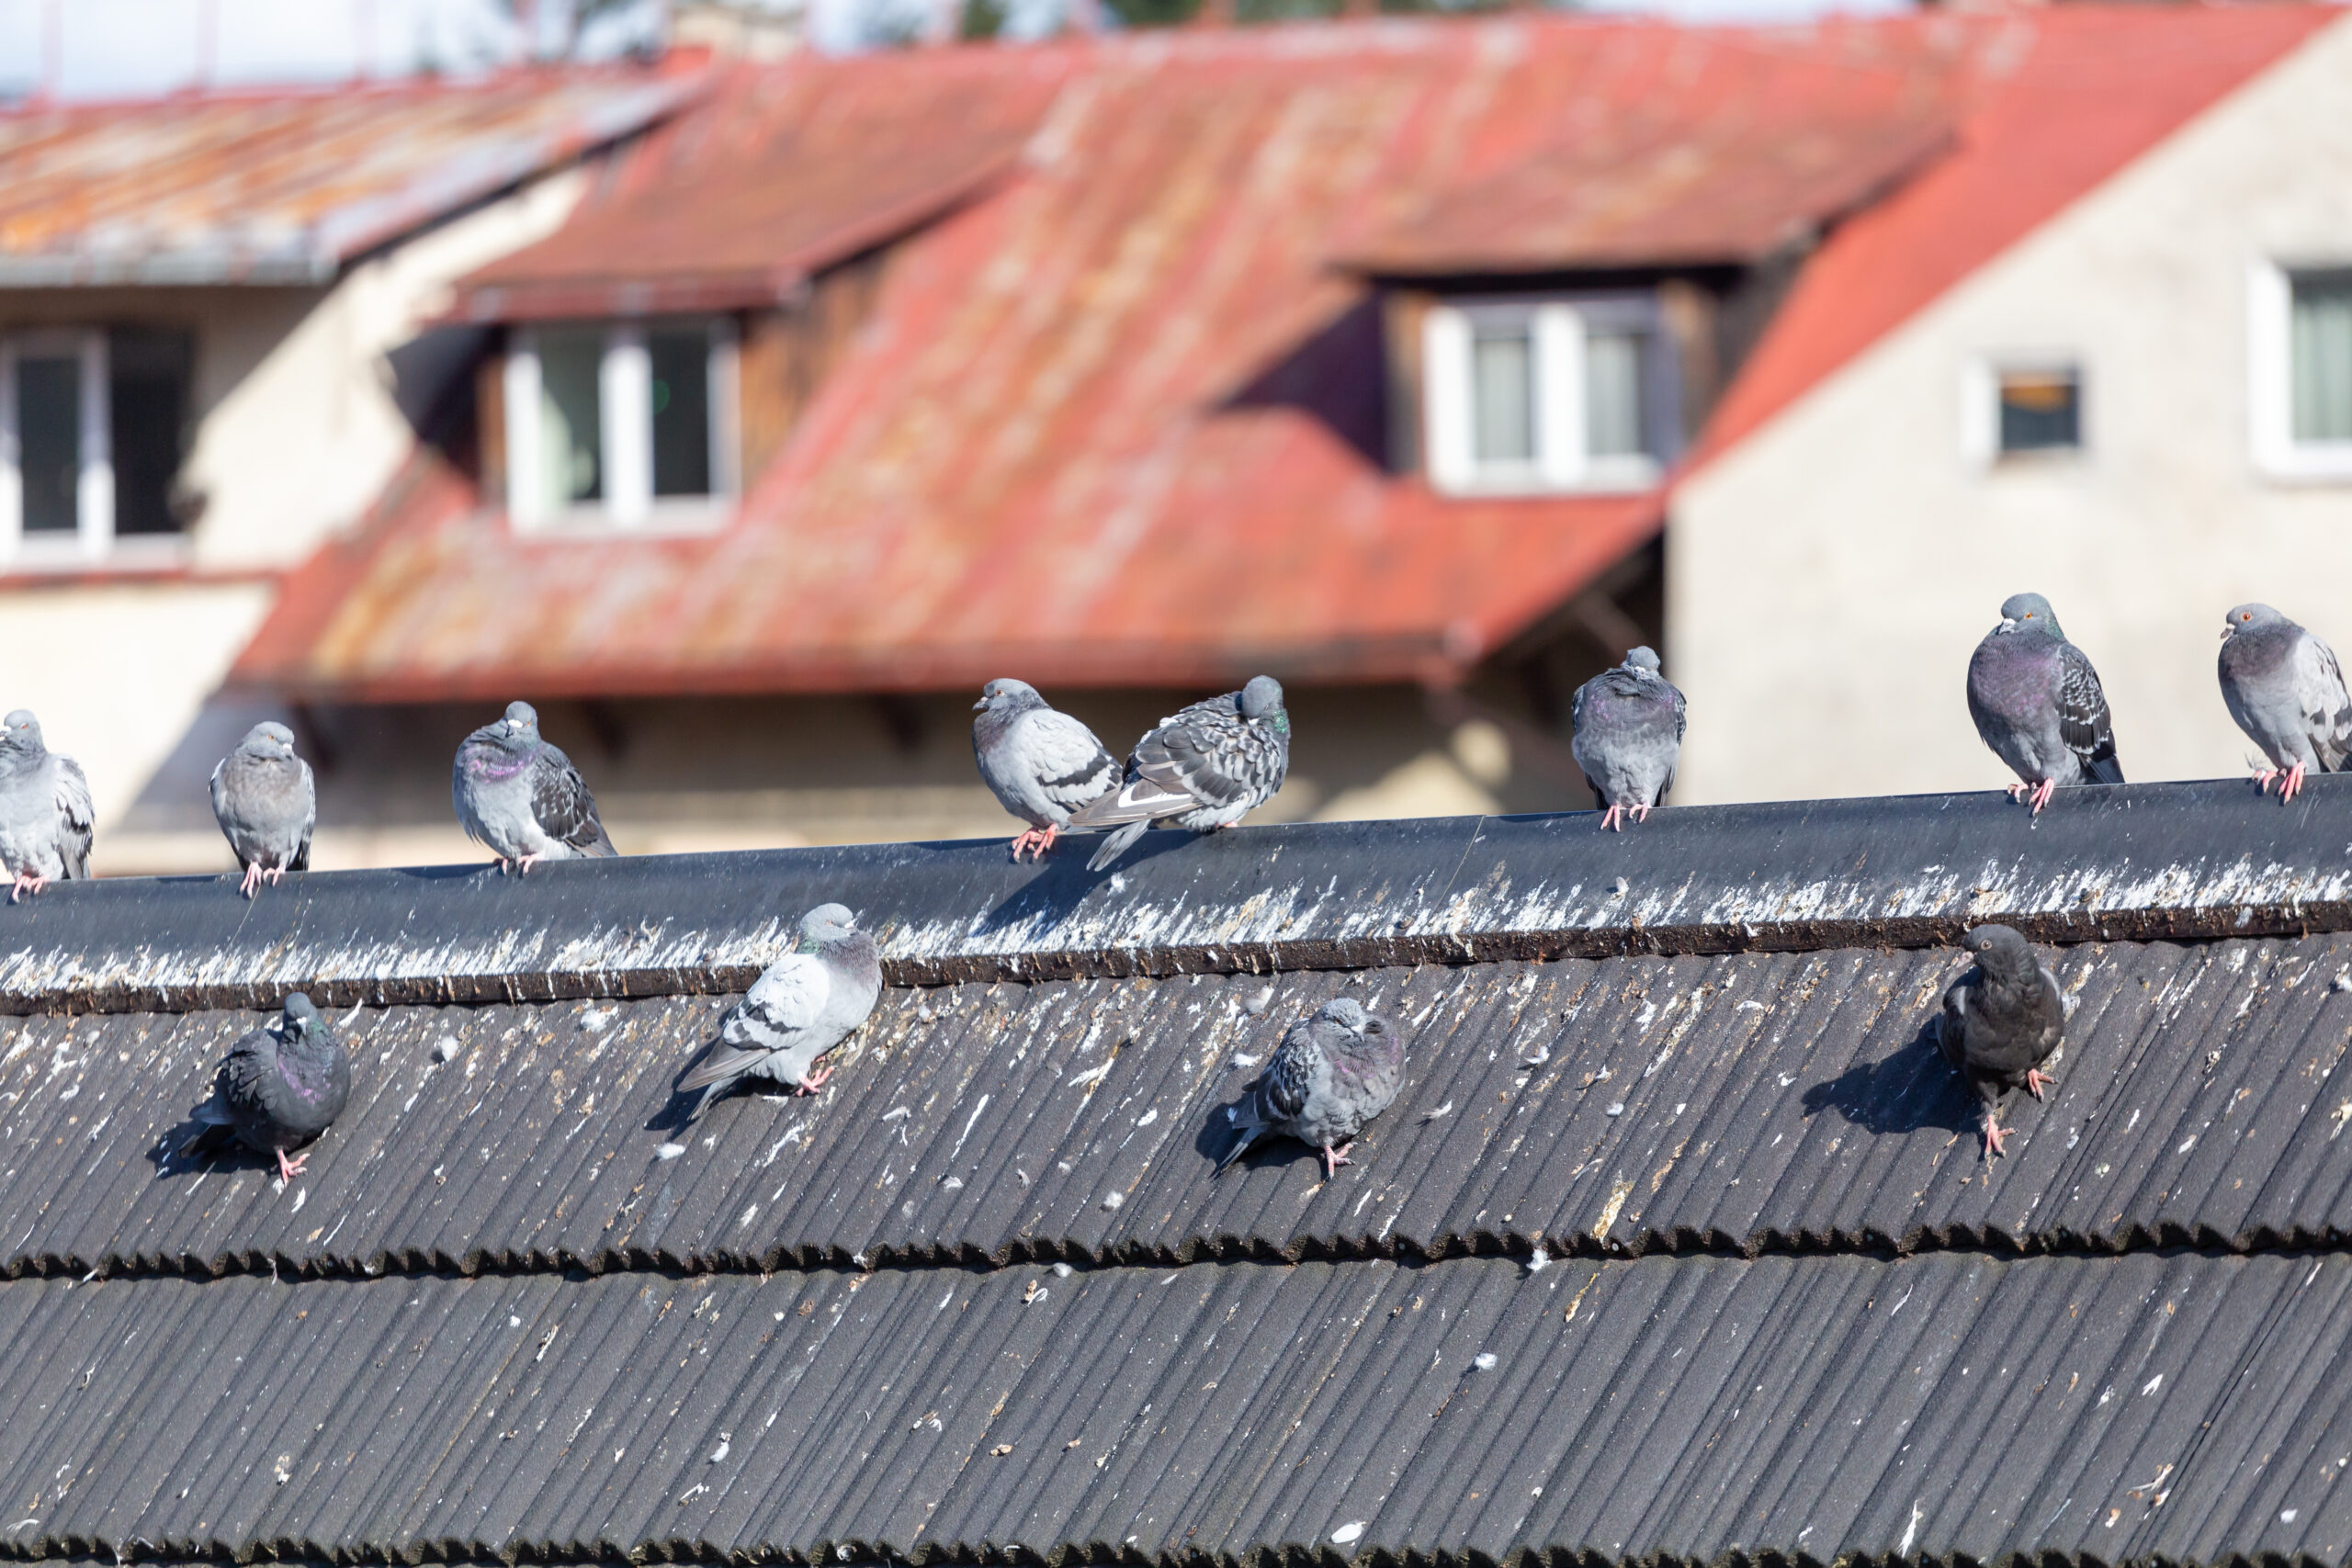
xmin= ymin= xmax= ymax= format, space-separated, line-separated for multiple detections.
xmin=1965 ymin=592 xmax=2123 ymax=814
xmin=0 ymin=710 xmax=92 ymax=902
xmin=1937 ymin=924 xmax=2064 ymax=1159
xmin=210 ymin=721 xmax=315 ymax=897
xmin=1218 ymin=997 xmax=1405 ymax=1179
xmin=1569 ymin=646 xmax=1686 ymax=831
xmin=182 ymin=993 xmax=352 ymax=1183
xmin=1067 ymin=675 xmax=1291 ymax=872
xmin=677 ymin=904 xmax=881 ymax=1117
xmin=452 ymin=701 xmax=617 ymax=873
xmin=972 ymin=679 xmax=1118 ymax=861
xmin=2218 ymin=603 xmax=2352 ymax=804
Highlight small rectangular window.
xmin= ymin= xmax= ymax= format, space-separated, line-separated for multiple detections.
xmin=1469 ymin=322 xmax=1536 ymax=467
xmin=1996 ymin=367 xmax=2081 ymax=455
xmin=536 ymin=326 xmax=605 ymax=507
xmin=108 ymin=327 xmax=191 ymax=536
xmin=650 ymin=325 xmax=712 ymax=498
xmin=2291 ymin=269 xmax=2352 ymax=446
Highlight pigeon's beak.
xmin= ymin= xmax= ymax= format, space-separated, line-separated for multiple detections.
xmin=2221 ymin=625 xmax=2233 ymax=642
xmin=1999 ymin=617 xmax=2018 ymax=633
xmin=973 ymin=696 xmax=989 ymax=711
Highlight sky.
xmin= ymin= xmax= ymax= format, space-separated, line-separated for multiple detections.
xmin=0 ymin=0 xmax=1904 ymax=100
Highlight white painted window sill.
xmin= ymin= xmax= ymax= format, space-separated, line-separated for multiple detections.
xmin=508 ymin=499 xmax=735 ymax=539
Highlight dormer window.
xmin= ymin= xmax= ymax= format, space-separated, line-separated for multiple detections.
xmin=1421 ymin=296 xmax=1675 ymax=495
xmin=503 ymin=319 xmax=739 ymax=528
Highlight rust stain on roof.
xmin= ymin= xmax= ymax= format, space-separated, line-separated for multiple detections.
xmin=0 ymin=70 xmax=706 ymax=285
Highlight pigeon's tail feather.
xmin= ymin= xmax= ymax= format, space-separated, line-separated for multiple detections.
xmin=2086 ymin=755 xmax=2124 ymax=786
xmin=1215 ymin=1122 xmax=1262 ymax=1175
xmin=1068 ymin=777 xmax=1190 ymax=832
xmin=679 ymin=1041 xmax=763 ymax=1097
xmin=1086 ymin=819 xmax=1150 ymax=873
xmin=179 ymin=1121 xmax=236 ymax=1161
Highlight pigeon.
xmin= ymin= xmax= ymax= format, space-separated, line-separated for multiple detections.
xmin=452 ymin=701 xmax=617 ymax=873
xmin=1569 ymin=647 xmax=1686 ymax=831
xmin=0 ymin=710 xmax=93 ymax=902
xmin=1965 ymin=592 xmax=2123 ymax=814
xmin=2217 ymin=603 xmax=2352 ymax=804
xmin=1067 ymin=675 xmax=1291 ymax=872
xmin=182 ymin=993 xmax=352 ymax=1182
xmin=210 ymin=721 xmax=315 ymax=897
xmin=1937 ymin=924 xmax=2064 ymax=1159
xmin=1218 ymin=997 xmax=1405 ymax=1179
xmin=972 ymin=679 xmax=1119 ymax=861
xmin=677 ymin=904 xmax=881 ymax=1117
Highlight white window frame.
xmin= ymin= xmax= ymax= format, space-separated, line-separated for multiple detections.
xmin=2250 ymin=258 xmax=2352 ymax=483
xmin=1961 ymin=354 xmax=2086 ymax=469
xmin=1422 ymin=294 xmax=1673 ymax=498
xmin=505 ymin=318 xmax=740 ymax=532
xmin=0 ymin=328 xmax=115 ymax=563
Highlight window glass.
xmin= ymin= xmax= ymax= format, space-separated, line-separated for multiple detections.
xmin=1996 ymin=367 xmax=2081 ymax=454
xmin=16 ymin=353 xmax=80 ymax=534
xmin=537 ymin=327 xmax=603 ymax=506
xmin=1469 ymin=322 xmax=1535 ymax=466
xmin=109 ymin=327 xmax=192 ymax=536
xmin=2290 ymin=269 xmax=2352 ymax=445
xmin=650 ymin=326 xmax=711 ymax=498
xmin=1585 ymin=328 xmax=1645 ymax=459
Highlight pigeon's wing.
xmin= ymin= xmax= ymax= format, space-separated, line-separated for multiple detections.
xmin=290 ymin=759 xmax=315 ymax=872
xmin=1022 ymin=709 xmax=1120 ymax=817
xmin=679 ymin=953 xmax=831 ymax=1094
xmin=530 ymin=744 xmax=618 ymax=857
xmin=1218 ymin=1021 xmax=1319 ymax=1170
xmin=186 ymin=1026 xmax=277 ymax=1152
xmin=1937 ymin=979 xmax=1971 ymax=1072
xmin=2055 ymin=642 xmax=2123 ymax=785
xmin=1659 ymin=682 xmax=1688 ymax=801
xmin=51 ymin=757 xmax=93 ymax=879
xmin=1135 ymin=710 xmax=1257 ymax=811
xmin=2300 ymin=634 xmax=2352 ymax=773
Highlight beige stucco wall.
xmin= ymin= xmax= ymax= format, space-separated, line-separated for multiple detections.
xmin=0 ymin=165 xmax=591 ymax=847
xmin=101 ymin=687 xmax=1536 ymax=877
xmin=1669 ymin=16 xmax=2352 ymax=804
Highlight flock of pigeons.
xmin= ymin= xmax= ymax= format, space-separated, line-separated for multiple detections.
xmin=6 ymin=592 xmax=2334 ymax=1177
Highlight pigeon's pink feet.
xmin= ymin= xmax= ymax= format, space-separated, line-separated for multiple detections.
xmin=2280 ymin=761 xmax=2310 ymax=804
xmin=266 ymin=864 xmax=288 ymax=886
xmin=1320 ymin=1141 xmax=1354 ymax=1179
xmin=1598 ymin=805 xmax=1625 ymax=832
xmin=516 ymin=853 xmax=542 ymax=875
xmin=2006 ymin=783 xmax=2030 ymax=804
xmin=1982 ymin=1115 xmax=2011 ymax=1159
xmin=1632 ymin=803 xmax=1653 ymax=825
xmin=276 ymin=1148 xmax=309 ymax=1182
xmin=2024 ymin=1067 xmax=2056 ymax=1100
xmin=238 ymin=863 xmax=265 ymax=898
xmin=8 ymin=871 xmax=46 ymax=904
xmin=795 ymin=1062 xmax=834 ymax=1096
xmin=2252 ymin=766 xmax=2281 ymax=796
xmin=2028 ymin=778 xmax=2057 ymax=815
xmin=1010 ymin=829 xmax=1044 ymax=862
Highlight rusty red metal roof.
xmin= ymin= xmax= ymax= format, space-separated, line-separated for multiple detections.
xmin=231 ymin=7 xmax=2327 ymax=701
xmin=452 ymin=55 xmax=1071 ymax=320
xmin=0 ymin=71 xmax=705 ymax=287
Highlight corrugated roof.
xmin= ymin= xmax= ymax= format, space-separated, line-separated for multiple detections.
xmin=0 ymin=72 xmax=706 ymax=287
xmin=1 ymin=780 xmax=2348 ymax=1562
xmin=0 ymin=1258 xmax=2343 ymax=1562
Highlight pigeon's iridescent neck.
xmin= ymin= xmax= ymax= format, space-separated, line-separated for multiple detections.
xmin=469 ymin=747 xmax=533 ymax=781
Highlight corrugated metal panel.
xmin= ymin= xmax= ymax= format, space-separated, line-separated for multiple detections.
xmin=0 ymin=1254 xmax=2343 ymax=1562
xmin=4 ymin=928 xmax=2351 ymax=1278
xmin=0 ymin=73 xmax=703 ymax=285
xmin=0 ymin=780 xmax=2346 ymax=1013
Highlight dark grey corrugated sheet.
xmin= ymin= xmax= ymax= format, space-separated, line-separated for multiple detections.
xmin=6 ymin=775 xmax=2352 ymax=1014
xmin=0 ymin=1252 xmax=2344 ymax=1563
xmin=5 ymin=934 xmax=2350 ymax=1277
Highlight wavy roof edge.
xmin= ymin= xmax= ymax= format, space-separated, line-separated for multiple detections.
xmin=5 ymin=775 xmax=2350 ymax=1015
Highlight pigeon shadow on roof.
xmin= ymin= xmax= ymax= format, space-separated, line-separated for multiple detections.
xmin=1799 ymin=1015 xmax=1975 ymax=1139
xmin=967 ymin=831 xmax=1193 ymax=941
